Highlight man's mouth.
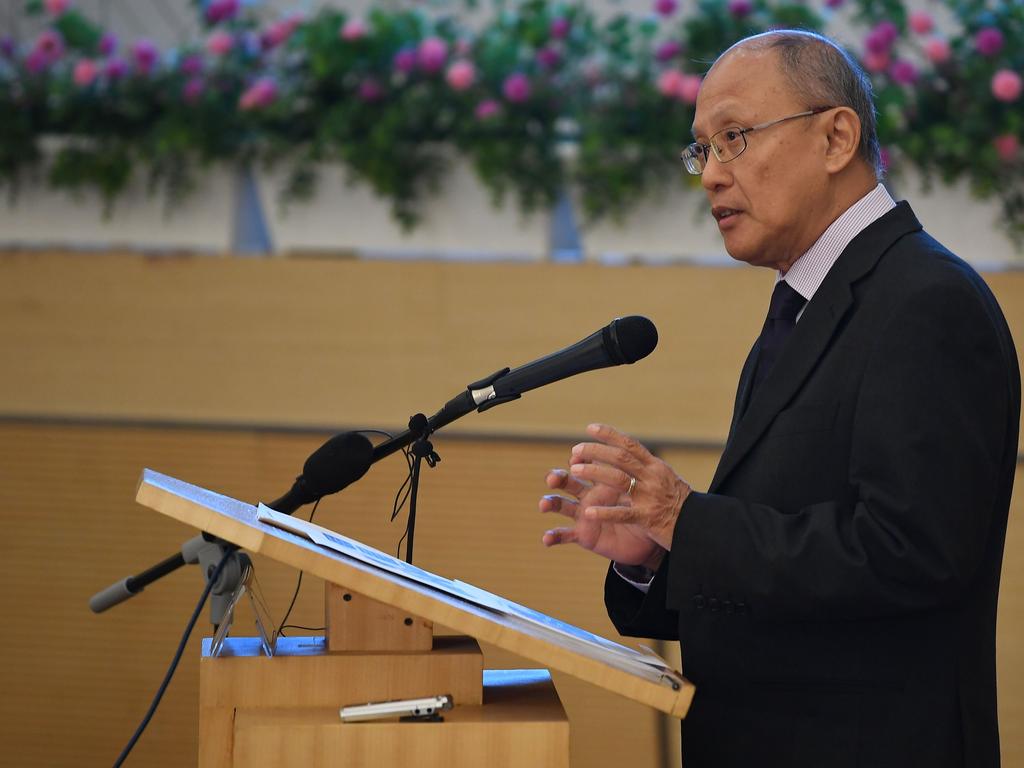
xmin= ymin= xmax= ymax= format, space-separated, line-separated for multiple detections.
xmin=712 ymin=206 xmax=742 ymax=221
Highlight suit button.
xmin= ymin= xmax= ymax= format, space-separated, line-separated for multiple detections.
xmin=692 ymin=595 xmax=706 ymax=610
xmin=709 ymin=598 xmax=720 ymax=612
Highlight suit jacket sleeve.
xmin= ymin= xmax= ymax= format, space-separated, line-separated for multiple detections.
xmin=605 ymin=554 xmax=680 ymax=639
xmin=660 ymin=268 xmax=1016 ymax=621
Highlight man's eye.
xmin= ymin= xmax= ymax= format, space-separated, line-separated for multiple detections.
xmin=723 ymin=129 xmax=742 ymax=143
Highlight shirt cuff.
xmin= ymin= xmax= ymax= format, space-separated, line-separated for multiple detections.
xmin=612 ymin=562 xmax=656 ymax=594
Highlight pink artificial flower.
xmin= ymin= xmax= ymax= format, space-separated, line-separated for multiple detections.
xmin=445 ymin=59 xmax=476 ymax=91
xmin=99 ymin=32 xmax=117 ymax=56
xmin=417 ymin=37 xmax=448 ymax=74
xmin=993 ymin=134 xmax=1020 ymax=162
xmin=340 ymin=19 xmax=368 ymax=42
xmin=657 ymin=69 xmax=685 ymax=98
xmin=865 ymin=21 xmax=898 ymax=54
xmin=502 ymin=72 xmax=531 ymax=103
xmin=73 ymin=58 xmax=97 ymax=86
xmin=924 ymin=37 xmax=951 ymax=65
xmin=475 ymin=99 xmax=501 ymax=120
xmin=975 ymin=27 xmax=1004 ymax=57
xmin=654 ymin=0 xmax=678 ymax=18
xmin=992 ymin=69 xmax=1022 ymax=103
xmin=239 ymin=76 xmax=278 ymax=110
xmin=44 ymin=0 xmax=70 ymax=17
xmin=863 ymin=50 xmax=891 ymax=74
xmin=358 ymin=78 xmax=384 ymax=102
xmin=655 ymin=40 xmax=683 ymax=62
xmin=104 ymin=56 xmax=127 ymax=79
xmin=131 ymin=38 xmax=159 ymax=74
xmin=263 ymin=17 xmax=300 ymax=50
xmin=204 ymin=0 xmax=239 ymax=25
xmin=550 ymin=17 xmax=571 ymax=40
xmin=679 ymin=74 xmax=702 ymax=104
xmin=728 ymin=0 xmax=753 ymax=19
xmin=888 ymin=59 xmax=918 ymax=85
xmin=25 ymin=49 xmax=49 ymax=73
xmin=183 ymin=76 xmax=204 ymax=104
xmin=393 ymin=47 xmax=417 ymax=74
xmin=179 ymin=53 xmax=203 ymax=76
xmin=908 ymin=11 xmax=934 ymax=35
xmin=206 ymin=31 xmax=234 ymax=56
xmin=876 ymin=21 xmax=899 ymax=45
xmin=33 ymin=29 xmax=65 ymax=64
xmin=536 ymin=46 xmax=560 ymax=69
xmin=864 ymin=30 xmax=888 ymax=55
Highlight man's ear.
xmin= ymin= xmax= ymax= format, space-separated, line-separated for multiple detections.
xmin=823 ymin=107 xmax=862 ymax=174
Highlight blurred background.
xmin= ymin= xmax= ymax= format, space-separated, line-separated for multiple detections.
xmin=1 ymin=0 xmax=1022 ymax=766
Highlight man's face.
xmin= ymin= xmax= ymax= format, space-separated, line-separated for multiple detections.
xmin=692 ymin=49 xmax=832 ymax=271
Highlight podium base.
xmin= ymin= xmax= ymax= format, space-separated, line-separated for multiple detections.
xmin=199 ymin=637 xmax=569 ymax=767
xmin=233 ymin=670 xmax=569 ymax=767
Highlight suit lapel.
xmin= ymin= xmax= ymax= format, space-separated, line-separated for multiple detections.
xmin=708 ymin=202 xmax=923 ymax=494
xmin=725 ymin=339 xmax=760 ymax=446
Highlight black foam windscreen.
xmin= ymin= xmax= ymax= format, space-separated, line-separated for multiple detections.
xmin=302 ymin=431 xmax=374 ymax=496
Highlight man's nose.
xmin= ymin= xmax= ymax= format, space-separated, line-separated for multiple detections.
xmin=700 ymin=151 xmax=732 ymax=192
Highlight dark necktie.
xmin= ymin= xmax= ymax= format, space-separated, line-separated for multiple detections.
xmin=750 ymin=280 xmax=807 ymax=394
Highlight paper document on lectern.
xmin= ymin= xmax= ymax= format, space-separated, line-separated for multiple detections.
xmin=256 ymin=503 xmax=681 ymax=686
xmin=136 ymin=468 xmax=694 ymax=718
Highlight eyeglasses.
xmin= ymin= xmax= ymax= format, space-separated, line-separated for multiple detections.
xmin=680 ymin=106 xmax=835 ymax=175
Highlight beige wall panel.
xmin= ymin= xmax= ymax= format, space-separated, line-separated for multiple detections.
xmin=0 ymin=251 xmax=769 ymax=443
xmin=998 ymin=466 xmax=1024 ymax=768
xmin=4 ymin=252 xmax=1023 ymax=446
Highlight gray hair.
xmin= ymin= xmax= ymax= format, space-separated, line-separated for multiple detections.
xmin=723 ymin=30 xmax=883 ymax=179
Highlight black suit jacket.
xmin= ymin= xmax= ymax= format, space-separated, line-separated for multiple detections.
xmin=606 ymin=203 xmax=1020 ymax=767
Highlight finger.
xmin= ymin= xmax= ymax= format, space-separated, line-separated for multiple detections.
xmin=585 ymin=423 xmax=656 ymax=462
xmin=539 ymin=493 xmax=579 ymax=520
xmin=542 ymin=527 xmax=579 ymax=547
xmin=583 ymin=504 xmax=640 ymax=524
xmin=570 ymin=441 xmax=646 ymax=474
xmin=570 ymin=462 xmax=633 ymax=493
xmin=545 ymin=468 xmax=590 ymax=498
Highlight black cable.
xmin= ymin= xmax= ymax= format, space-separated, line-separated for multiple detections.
xmin=112 ymin=550 xmax=233 ymax=768
xmin=276 ymin=429 xmax=417 ymax=628
xmin=358 ymin=430 xmax=416 ymax=559
xmin=279 ymin=624 xmax=326 ymax=633
xmin=276 ymin=498 xmax=321 ymax=638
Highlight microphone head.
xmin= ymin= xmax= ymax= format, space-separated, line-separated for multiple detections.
xmin=606 ymin=315 xmax=658 ymax=365
xmin=303 ymin=431 xmax=374 ymax=496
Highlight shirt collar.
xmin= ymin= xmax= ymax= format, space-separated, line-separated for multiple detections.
xmin=780 ymin=183 xmax=896 ymax=304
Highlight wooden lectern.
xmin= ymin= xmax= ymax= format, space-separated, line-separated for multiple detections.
xmin=136 ymin=469 xmax=694 ymax=767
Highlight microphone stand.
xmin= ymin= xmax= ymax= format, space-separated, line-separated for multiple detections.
xmin=90 ymin=532 xmax=246 ymax=629
xmin=403 ymin=413 xmax=441 ymax=565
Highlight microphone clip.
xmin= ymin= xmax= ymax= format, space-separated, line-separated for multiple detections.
xmin=477 ymin=393 xmax=521 ymax=413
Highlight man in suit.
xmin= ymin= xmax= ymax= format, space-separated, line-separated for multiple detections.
xmin=539 ymin=30 xmax=1020 ymax=767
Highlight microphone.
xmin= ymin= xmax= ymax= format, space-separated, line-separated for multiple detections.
xmin=266 ymin=431 xmax=374 ymax=514
xmin=489 ymin=314 xmax=658 ymax=401
xmin=371 ymin=315 xmax=658 ymax=463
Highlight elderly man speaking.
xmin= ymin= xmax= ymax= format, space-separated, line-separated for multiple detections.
xmin=540 ymin=30 xmax=1020 ymax=768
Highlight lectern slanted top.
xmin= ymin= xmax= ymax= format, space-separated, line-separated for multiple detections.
xmin=136 ymin=468 xmax=694 ymax=718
